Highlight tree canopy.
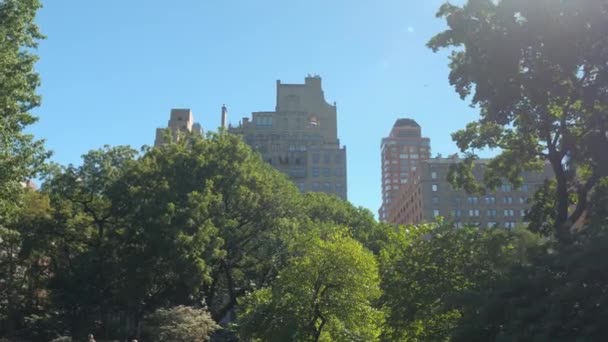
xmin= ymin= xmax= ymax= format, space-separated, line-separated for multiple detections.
xmin=0 ymin=0 xmax=49 ymax=220
xmin=428 ymin=0 xmax=608 ymax=243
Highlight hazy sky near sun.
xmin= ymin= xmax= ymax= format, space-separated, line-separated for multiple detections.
xmin=33 ymin=0 xmax=481 ymax=215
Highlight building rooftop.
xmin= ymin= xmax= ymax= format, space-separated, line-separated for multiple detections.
xmin=394 ymin=118 xmax=420 ymax=128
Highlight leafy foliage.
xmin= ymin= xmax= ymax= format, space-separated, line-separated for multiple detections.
xmin=452 ymin=229 xmax=608 ymax=341
xmin=143 ymin=306 xmax=219 ymax=341
xmin=429 ymin=0 xmax=608 ymax=243
xmin=380 ymin=223 xmax=539 ymax=341
xmin=0 ymin=0 xmax=50 ymax=220
xmin=237 ymin=228 xmax=384 ymax=342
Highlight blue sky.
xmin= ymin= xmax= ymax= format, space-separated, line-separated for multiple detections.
xmin=32 ymin=0 xmax=481 ymax=215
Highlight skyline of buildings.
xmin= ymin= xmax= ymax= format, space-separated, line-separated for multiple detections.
xmin=155 ymin=75 xmax=347 ymax=200
xmin=153 ymin=77 xmax=552 ymax=228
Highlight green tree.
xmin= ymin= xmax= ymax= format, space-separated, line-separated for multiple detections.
xmin=380 ymin=223 xmax=538 ymax=341
xmin=0 ymin=0 xmax=49 ymax=220
xmin=0 ymin=189 xmax=54 ymax=339
xmin=428 ymin=0 xmax=608 ymax=243
xmin=452 ymin=229 xmax=608 ymax=341
xmin=143 ymin=306 xmax=219 ymax=341
xmin=42 ymin=146 xmax=139 ymax=339
xmin=300 ymin=192 xmax=395 ymax=254
xmin=113 ymin=132 xmax=302 ymax=325
xmin=237 ymin=228 xmax=384 ymax=342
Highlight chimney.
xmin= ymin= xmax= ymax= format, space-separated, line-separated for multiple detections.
xmin=221 ymin=104 xmax=228 ymax=129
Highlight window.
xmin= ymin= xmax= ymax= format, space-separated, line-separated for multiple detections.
xmin=313 ymin=153 xmax=320 ymax=164
xmin=323 ymin=153 xmax=331 ymax=164
xmin=487 ymin=221 xmax=497 ymax=228
xmin=519 ymin=197 xmax=527 ymax=204
xmin=400 ymin=154 xmax=408 ymax=159
xmin=312 ymin=167 xmax=320 ymax=177
xmin=455 ymin=222 xmax=464 ymax=229
xmin=485 ymin=196 xmax=496 ymax=205
xmin=323 ymin=168 xmax=330 ymax=177
xmin=503 ymin=196 xmax=513 ymax=204
xmin=410 ymin=153 xmax=419 ymax=159
xmin=520 ymin=209 xmax=527 ymax=217
xmin=431 ymin=171 xmax=438 ymax=179
xmin=432 ymin=196 xmax=440 ymax=205
xmin=486 ymin=209 xmax=497 ymax=217
xmin=255 ymin=116 xmax=273 ymax=127
xmin=503 ymin=209 xmax=515 ymax=217
xmin=505 ymin=221 xmax=516 ymax=229
xmin=450 ymin=209 xmax=462 ymax=217
xmin=468 ymin=196 xmax=479 ymax=205
xmin=433 ymin=209 xmax=440 ymax=217
xmin=452 ymin=196 xmax=461 ymax=206
xmin=297 ymin=183 xmax=306 ymax=192
xmin=335 ymin=168 xmax=343 ymax=177
xmin=501 ymin=184 xmax=513 ymax=192
xmin=323 ymin=182 xmax=331 ymax=191
xmin=520 ymin=184 xmax=529 ymax=192
xmin=432 ymin=184 xmax=438 ymax=192
xmin=469 ymin=209 xmax=480 ymax=217
xmin=312 ymin=182 xmax=320 ymax=190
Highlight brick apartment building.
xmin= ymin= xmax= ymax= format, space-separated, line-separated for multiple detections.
xmin=378 ymin=119 xmax=431 ymax=221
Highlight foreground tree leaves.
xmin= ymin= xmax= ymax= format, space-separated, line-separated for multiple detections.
xmin=380 ymin=223 xmax=540 ymax=341
xmin=23 ymin=133 xmax=301 ymax=340
xmin=452 ymin=229 xmax=608 ymax=341
xmin=0 ymin=0 xmax=50 ymax=222
xmin=429 ymin=0 xmax=608 ymax=243
xmin=237 ymin=228 xmax=383 ymax=342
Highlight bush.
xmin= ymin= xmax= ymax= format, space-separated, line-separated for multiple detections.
xmin=143 ymin=306 xmax=219 ymax=341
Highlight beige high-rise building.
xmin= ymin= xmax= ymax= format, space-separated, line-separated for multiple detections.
xmin=378 ymin=119 xmax=431 ymax=221
xmin=155 ymin=108 xmax=203 ymax=146
xmin=229 ymin=76 xmax=347 ymax=200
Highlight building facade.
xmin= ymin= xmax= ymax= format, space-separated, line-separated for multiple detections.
xmin=388 ymin=155 xmax=554 ymax=228
xmin=229 ymin=76 xmax=347 ymax=200
xmin=155 ymin=108 xmax=203 ymax=146
xmin=378 ymin=119 xmax=431 ymax=221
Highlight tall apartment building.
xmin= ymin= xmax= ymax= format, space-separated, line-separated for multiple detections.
xmin=378 ymin=119 xmax=431 ymax=221
xmin=229 ymin=76 xmax=347 ymax=200
xmin=388 ymin=155 xmax=554 ymax=228
xmin=155 ymin=108 xmax=203 ymax=146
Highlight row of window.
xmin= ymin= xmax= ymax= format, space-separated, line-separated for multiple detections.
xmin=297 ymin=182 xmax=345 ymax=193
xmin=312 ymin=167 xmax=345 ymax=177
xmin=435 ymin=196 xmax=529 ymax=205
xmin=312 ymin=153 xmax=343 ymax=164
xmin=255 ymin=116 xmax=273 ymax=127
xmin=432 ymin=209 xmax=526 ymax=218
xmin=454 ymin=221 xmax=519 ymax=229
xmin=431 ymin=184 xmax=530 ymax=192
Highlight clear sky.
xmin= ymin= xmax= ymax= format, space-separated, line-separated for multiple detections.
xmin=32 ymin=0 xmax=482 ymax=215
